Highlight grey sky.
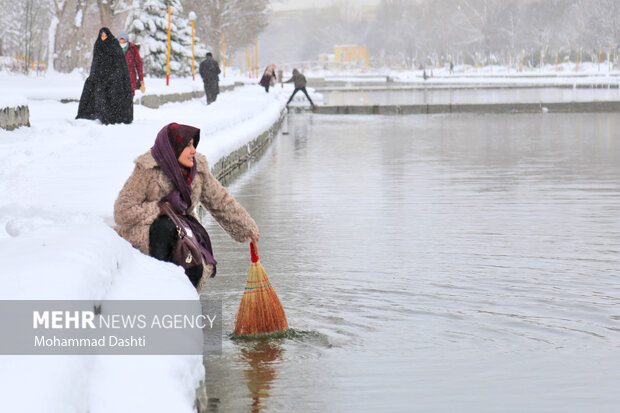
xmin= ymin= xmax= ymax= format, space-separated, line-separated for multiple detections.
xmin=270 ymin=0 xmax=380 ymax=11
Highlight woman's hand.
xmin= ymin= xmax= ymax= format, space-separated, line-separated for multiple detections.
xmin=251 ymin=229 xmax=260 ymax=244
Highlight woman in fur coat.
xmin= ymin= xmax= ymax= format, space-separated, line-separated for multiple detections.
xmin=114 ymin=123 xmax=260 ymax=292
xmin=76 ymin=27 xmax=133 ymax=124
xmin=259 ymin=64 xmax=277 ymax=92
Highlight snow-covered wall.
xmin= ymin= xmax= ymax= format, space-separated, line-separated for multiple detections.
xmin=0 ymin=103 xmax=30 ymax=130
xmin=139 ymin=83 xmax=239 ymax=108
xmin=212 ymin=109 xmax=286 ymax=186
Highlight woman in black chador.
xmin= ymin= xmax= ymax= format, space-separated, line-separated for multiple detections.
xmin=76 ymin=27 xmax=133 ymax=124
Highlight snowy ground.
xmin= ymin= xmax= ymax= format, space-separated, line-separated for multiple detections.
xmin=305 ymin=61 xmax=620 ymax=87
xmin=0 ymin=72 xmax=287 ymax=412
xmin=0 ymin=69 xmax=240 ymax=103
xmin=3 ymin=61 xmax=619 ymax=108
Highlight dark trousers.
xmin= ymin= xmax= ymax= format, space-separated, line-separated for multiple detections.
xmin=287 ymin=87 xmax=314 ymax=106
xmin=206 ymin=92 xmax=217 ymax=105
xmin=204 ymin=85 xmax=218 ymax=105
xmin=149 ymin=216 xmax=203 ymax=287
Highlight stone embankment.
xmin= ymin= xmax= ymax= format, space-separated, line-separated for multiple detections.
xmin=0 ymin=105 xmax=30 ymax=130
xmin=138 ymin=83 xmax=242 ymax=108
xmin=312 ymin=101 xmax=620 ymax=115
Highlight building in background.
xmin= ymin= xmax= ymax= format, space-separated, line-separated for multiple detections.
xmin=333 ymin=45 xmax=369 ymax=67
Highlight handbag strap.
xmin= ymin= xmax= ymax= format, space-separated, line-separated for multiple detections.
xmin=158 ymin=201 xmax=187 ymax=238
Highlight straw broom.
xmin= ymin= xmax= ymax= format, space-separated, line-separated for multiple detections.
xmin=234 ymin=242 xmax=288 ymax=336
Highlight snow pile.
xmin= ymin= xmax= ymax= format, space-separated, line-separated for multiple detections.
xmin=0 ymin=94 xmax=28 ymax=108
xmin=0 ymin=74 xmax=288 ymax=412
xmin=301 ymin=61 xmax=620 ymax=84
xmin=0 ymin=70 xmax=86 ymax=101
xmin=388 ymin=61 xmax=620 ymax=84
xmin=0 ymin=69 xmax=247 ymax=102
xmin=0 ymin=56 xmax=24 ymax=73
xmin=0 ymin=213 xmax=202 ymax=413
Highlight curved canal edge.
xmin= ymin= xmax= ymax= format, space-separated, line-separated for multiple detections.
xmin=211 ymin=108 xmax=286 ymax=186
xmin=312 ymin=101 xmax=620 ymax=115
xmin=194 ymin=106 xmax=286 ymax=412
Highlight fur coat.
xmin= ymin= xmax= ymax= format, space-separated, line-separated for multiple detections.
xmin=113 ymin=151 xmax=259 ymax=291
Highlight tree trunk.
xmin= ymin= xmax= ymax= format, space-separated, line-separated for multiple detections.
xmin=47 ymin=15 xmax=59 ymax=72
xmin=97 ymin=0 xmax=112 ymax=28
xmin=48 ymin=0 xmax=69 ymax=73
xmin=71 ymin=0 xmax=86 ymax=70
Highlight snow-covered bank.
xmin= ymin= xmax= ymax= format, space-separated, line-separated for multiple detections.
xmin=305 ymin=61 xmax=620 ymax=88
xmin=0 ymin=74 xmax=288 ymax=412
xmin=0 ymin=69 xmax=244 ymax=101
xmin=6 ymin=62 xmax=620 ymax=104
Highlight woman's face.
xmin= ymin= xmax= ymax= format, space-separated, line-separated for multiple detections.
xmin=101 ymin=31 xmax=108 ymax=41
xmin=178 ymin=139 xmax=196 ymax=168
xmin=119 ymin=39 xmax=126 ymax=46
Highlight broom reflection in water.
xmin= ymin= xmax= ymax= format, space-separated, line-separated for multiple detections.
xmin=241 ymin=341 xmax=285 ymax=412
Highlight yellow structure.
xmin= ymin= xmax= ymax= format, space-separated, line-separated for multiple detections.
xmin=333 ymin=45 xmax=369 ymax=66
xmin=13 ymin=56 xmax=47 ymax=72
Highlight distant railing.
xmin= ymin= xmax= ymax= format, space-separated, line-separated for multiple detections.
xmin=0 ymin=56 xmax=47 ymax=73
xmin=277 ymin=60 xmax=382 ymax=76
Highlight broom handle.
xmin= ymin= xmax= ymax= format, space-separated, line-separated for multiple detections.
xmin=250 ymin=241 xmax=259 ymax=263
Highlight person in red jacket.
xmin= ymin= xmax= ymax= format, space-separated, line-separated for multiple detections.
xmin=118 ymin=30 xmax=145 ymax=96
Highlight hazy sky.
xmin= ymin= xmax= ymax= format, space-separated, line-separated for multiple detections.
xmin=270 ymin=0 xmax=380 ymax=11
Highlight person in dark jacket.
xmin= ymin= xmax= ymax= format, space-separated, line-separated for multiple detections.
xmin=118 ymin=30 xmax=144 ymax=96
xmin=199 ymin=52 xmax=221 ymax=105
xmin=259 ymin=64 xmax=277 ymax=92
xmin=285 ymin=68 xmax=314 ymax=106
xmin=76 ymin=27 xmax=133 ymax=124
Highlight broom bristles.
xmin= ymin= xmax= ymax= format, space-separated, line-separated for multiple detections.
xmin=234 ymin=260 xmax=288 ymax=336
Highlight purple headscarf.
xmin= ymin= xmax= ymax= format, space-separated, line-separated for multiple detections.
xmin=151 ymin=123 xmax=217 ymax=276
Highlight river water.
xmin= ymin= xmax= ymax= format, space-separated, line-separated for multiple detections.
xmin=321 ymin=87 xmax=620 ymax=106
xmin=201 ymin=112 xmax=620 ymax=412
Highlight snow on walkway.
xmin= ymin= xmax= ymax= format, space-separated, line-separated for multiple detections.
xmin=0 ymin=77 xmax=287 ymax=413
xmin=0 ymin=71 xmax=236 ymax=102
xmin=0 ymin=85 xmax=286 ymax=219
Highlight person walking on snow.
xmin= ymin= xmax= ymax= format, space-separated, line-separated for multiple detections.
xmin=259 ymin=64 xmax=277 ymax=92
xmin=76 ymin=27 xmax=133 ymax=124
xmin=199 ymin=52 xmax=221 ymax=105
xmin=118 ymin=30 xmax=145 ymax=96
xmin=285 ymin=68 xmax=314 ymax=107
xmin=113 ymin=123 xmax=260 ymax=292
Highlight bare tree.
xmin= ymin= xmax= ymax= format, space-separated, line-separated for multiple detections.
xmin=48 ymin=0 xmax=71 ymax=71
xmin=69 ymin=0 xmax=88 ymax=70
xmin=365 ymin=0 xmax=418 ymax=67
xmin=0 ymin=0 xmax=23 ymax=55
xmin=579 ymin=0 xmax=620 ymax=55
xmin=185 ymin=0 xmax=268 ymax=60
xmin=450 ymin=0 xmax=520 ymax=61
xmin=95 ymin=0 xmax=133 ymax=28
xmin=520 ymin=0 xmax=572 ymax=61
xmin=95 ymin=0 xmax=113 ymax=27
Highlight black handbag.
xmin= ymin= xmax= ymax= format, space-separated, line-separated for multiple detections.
xmin=158 ymin=201 xmax=204 ymax=269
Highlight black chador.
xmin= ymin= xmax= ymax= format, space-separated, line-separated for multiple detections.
xmin=76 ymin=27 xmax=133 ymax=124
